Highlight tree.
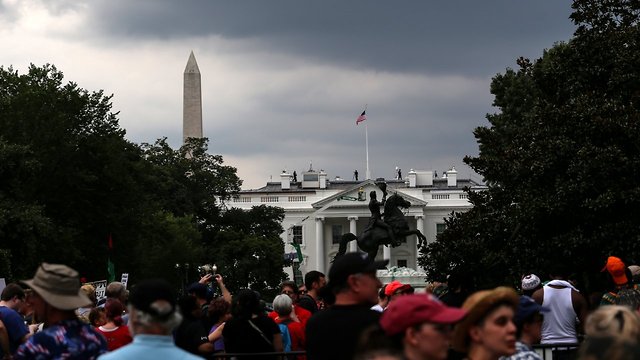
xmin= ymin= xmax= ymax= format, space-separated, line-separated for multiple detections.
xmin=420 ymin=0 xmax=640 ymax=290
xmin=0 ymin=65 xmax=150 ymax=279
xmin=210 ymin=205 xmax=287 ymax=295
xmin=0 ymin=64 xmax=287 ymax=293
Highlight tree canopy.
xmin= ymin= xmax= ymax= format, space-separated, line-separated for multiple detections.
xmin=0 ymin=64 xmax=286 ymax=291
xmin=420 ymin=0 xmax=640 ymax=290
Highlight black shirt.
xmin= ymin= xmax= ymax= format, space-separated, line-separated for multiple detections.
xmin=297 ymin=294 xmax=318 ymax=314
xmin=306 ymin=304 xmax=381 ymax=360
xmin=174 ymin=317 xmax=209 ymax=355
xmin=223 ymin=315 xmax=280 ymax=359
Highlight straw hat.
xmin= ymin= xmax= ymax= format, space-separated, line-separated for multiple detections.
xmin=21 ymin=263 xmax=92 ymax=310
xmin=451 ymin=286 xmax=519 ymax=353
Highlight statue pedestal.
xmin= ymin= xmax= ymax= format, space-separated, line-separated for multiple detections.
xmin=377 ymin=266 xmax=427 ymax=291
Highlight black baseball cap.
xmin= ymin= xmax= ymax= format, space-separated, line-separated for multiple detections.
xmin=328 ymin=253 xmax=388 ymax=290
xmin=129 ymin=279 xmax=176 ymax=319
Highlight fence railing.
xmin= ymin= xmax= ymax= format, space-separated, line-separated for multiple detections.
xmin=210 ymin=351 xmax=305 ymax=359
xmin=532 ymin=343 xmax=580 ymax=360
xmin=206 ymin=344 xmax=580 ymax=360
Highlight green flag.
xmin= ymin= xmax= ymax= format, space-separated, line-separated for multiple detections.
xmin=107 ymin=258 xmax=115 ymax=283
xmin=107 ymin=234 xmax=115 ymax=282
xmin=292 ymin=243 xmax=303 ymax=263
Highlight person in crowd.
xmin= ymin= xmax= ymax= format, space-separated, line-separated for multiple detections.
xmin=98 ymin=278 xmax=201 ymax=360
xmin=532 ymin=265 xmax=587 ymax=359
xmin=298 ymin=271 xmax=326 ymax=313
xmin=103 ymin=281 xmax=129 ymax=325
xmin=208 ymin=298 xmax=231 ymax=354
xmin=306 ymin=252 xmax=388 ymax=360
xmin=174 ymin=295 xmax=223 ymax=356
xmin=95 ymin=298 xmax=132 ymax=351
xmin=186 ymin=283 xmax=211 ymax=322
xmin=0 ymin=284 xmax=32 ymax=354
xmin=576 ymin=305 xmax=640 ymax=360
xmin=272 ymin=294 xmax=305 ymax=354
xmin=15 ymin=263 xmax=107 ymax=359
xmin=268 ymin=281 xmax=311 ymax=328
xmin=0 ymin=319 xmax=10 ymax=360
xmin=440 ymin=271 xmax=473 ymax=308
xmin=584 ymin=305 xmax=640 ymax=344
xmin=577 ymin=336 xmax=640 ymax=360
xmin=371 ymin=285 xmax=389 ymax=312
xmin=270 ymin=295 xmax=292 ymax=353
xmin=451 ymin=286 xmax=519 ymax=360
xmin=501 ymin=296 xmax=549 ymax=360
xmin=76 ymin=284 xmax=96 ymax=324
xmin=17 ymin=288 xmax=35 ymax=326
xmin=298 ymin=284 xmax=307 ymax=296
xmin=378 ymin=293 xmax=467 ymax=360
xmin=385 ymin=280 xmax=414 ymax=304
xmin=600 ymin=256 xmax=636 ymax=305
xmin=89 ymin=307 xmax=107 ymax=328
xmin=615 ymin=287 xmax=640 ymax=311
xmin=628 ymin=265 xmax=640 ymax=285
xmin=104 ymin=282 xmax=128 ymax=307
xmin=222 ymin=289 xmax=283 ymax=358
xmin=521 ymin=274 xmax=542 ymax=298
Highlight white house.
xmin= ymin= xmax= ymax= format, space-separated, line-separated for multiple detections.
xmin=230 ymin=167 xmax=486 ymax=279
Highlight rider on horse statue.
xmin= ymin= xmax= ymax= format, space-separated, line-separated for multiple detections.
xmin=364 ymin=185 xmax=398 ymax=247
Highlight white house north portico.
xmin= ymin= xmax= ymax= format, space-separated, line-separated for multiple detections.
xmin=231 ymin=168 xmax=485 ymax=277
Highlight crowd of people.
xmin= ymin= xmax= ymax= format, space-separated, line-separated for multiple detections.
xmin=1 ymin=254 xmax=640 ymax=359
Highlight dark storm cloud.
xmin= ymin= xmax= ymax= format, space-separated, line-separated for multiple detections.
xmin=87 ymin=0 xmax=575 ymax=76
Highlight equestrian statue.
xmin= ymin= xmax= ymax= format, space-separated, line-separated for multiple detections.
xmin=333 ymin=182 xmax=426 ymax=262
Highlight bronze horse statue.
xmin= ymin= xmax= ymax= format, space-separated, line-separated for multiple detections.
xmin=333 ymin=192 xmax=427 ymax=261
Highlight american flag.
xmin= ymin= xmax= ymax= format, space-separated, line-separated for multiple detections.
xmin=356 ymin=110 xmax=367 ymax=125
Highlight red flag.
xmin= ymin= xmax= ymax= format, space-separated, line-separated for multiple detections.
xmin=356 ymin=110 xmax=367 ymax=125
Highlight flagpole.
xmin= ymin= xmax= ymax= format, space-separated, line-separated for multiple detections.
xmin=365 ymin=121 xmax=370 ymax=180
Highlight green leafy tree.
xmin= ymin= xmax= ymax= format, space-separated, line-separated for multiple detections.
xmin=420 ymin=0 xmax=640 ymax=290
xmin=0 ymin=65 xmax=149 ymax=279
xmin=0 ymin=64 xmax=287 ymax=292
xmin=210 ymin=205 xmax=287 ymax=296
xmin=0 ymin=65 xmax=204 ymax=281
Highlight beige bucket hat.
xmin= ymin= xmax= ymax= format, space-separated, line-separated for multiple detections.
xmin=21 ymin=263 xmax=92 ymax=310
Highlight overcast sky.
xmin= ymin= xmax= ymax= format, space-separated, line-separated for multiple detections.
xmin=1 ymin=0 xmax=575 ymax=189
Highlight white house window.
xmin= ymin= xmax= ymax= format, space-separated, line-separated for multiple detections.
xmin=332 ymin=224 xmax=343 ymax=244
xmin=292 ymin=225 xmax=303 ymax=245
xmin=397 ymin=259 xmax=408 ymax=268
xmin=436 ymin=223 xmax=446 ymax=235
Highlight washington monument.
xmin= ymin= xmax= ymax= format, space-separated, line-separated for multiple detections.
xmin=183 ymin=51 xmax=203 ymax=143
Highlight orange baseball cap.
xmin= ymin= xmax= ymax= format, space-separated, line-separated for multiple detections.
xmin=602 ymin=256 xmax=628 ymax=285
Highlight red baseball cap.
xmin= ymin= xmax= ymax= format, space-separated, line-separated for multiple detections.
xmin=380 ymin=293 xmax=467 ymax=336
xmin=384 ymin=280 xmax=413 ymax=296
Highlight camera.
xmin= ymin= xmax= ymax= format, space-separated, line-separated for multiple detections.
xmin=197 ymin=264 xmax=217 ymax=277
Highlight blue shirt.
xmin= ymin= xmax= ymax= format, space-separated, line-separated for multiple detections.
xmin=15 ymin=318 xmax=107 ymax=359
xmin=0 ymin=306 xmax=29 ymax=353
xmin=98 ymin=334 xmax=203 ymax=360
